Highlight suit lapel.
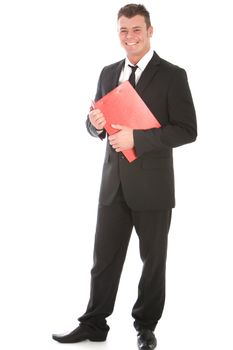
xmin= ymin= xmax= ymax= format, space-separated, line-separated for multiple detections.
xmin=107 ymin=52 xmax=160 ymax=94
xmin=112 ymin=60 xmax=125 ymax=88
xmin=102 ymin=60 xmax=125 ymax=96
xmin=135 ymin=51 xmax=161 ymax=95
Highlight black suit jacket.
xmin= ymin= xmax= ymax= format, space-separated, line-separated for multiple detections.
xmin=86 ymin=52 xmax=197 ymax=210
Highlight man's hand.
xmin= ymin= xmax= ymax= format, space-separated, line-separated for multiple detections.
xmin=109 ymin=124 xmax=134 ymax=152
xmin=89 ymin=109 xmax=106 ymax=130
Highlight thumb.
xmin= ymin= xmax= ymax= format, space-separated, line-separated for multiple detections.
xmin=111 ymin=124 xmax=125 ymax=130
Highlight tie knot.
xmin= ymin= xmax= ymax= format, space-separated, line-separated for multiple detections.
xmin=128 ymin=64 xmax=138 ymax=73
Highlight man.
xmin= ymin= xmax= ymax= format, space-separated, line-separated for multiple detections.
xmin=52 ymin=4 xmax=197 ymax=349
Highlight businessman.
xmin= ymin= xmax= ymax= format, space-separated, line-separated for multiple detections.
xmin=52 ymin=4 xmax=197 ymax=349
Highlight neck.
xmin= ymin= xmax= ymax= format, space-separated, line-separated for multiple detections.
xmin=128 ymin=57 xmax=140 ymax=65
xmin=127 ymin=47 xmax=151 ymax=65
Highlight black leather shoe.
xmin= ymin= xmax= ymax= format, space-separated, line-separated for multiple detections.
xmin=137 ymin=329 xmax=157 ymax=349
xmin=52 ymin=324 xmax=108 ymax=343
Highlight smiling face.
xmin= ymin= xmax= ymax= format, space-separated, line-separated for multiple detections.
xmin=118 ymin=15 xmax=153 ymax=64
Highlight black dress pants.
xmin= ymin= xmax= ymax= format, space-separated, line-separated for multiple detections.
xmin=78 ymin=185 xmax=172 ymax=332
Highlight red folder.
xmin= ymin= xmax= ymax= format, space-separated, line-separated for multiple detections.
xmin=95 ymin=81 xmax=161 ymax=162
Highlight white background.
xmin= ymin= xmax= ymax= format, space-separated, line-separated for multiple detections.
xmin=0 ymin=0 xmax=233 ymax=349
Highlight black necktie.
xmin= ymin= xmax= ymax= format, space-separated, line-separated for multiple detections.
xmin=128 ymin=65 xmax=138 ymax=88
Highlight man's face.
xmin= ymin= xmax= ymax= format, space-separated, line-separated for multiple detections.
xmin=118 ymin=15 xmax=153 ymax=63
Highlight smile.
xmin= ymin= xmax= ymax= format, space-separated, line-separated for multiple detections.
xmin=125 ymin=42 xmax=138 ymax=46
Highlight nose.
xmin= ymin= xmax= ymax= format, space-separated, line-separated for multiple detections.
xmin=126 ymin=30 xmax=134 ymax=39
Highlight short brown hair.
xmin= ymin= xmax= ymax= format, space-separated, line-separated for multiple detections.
xmin=117 ymin=3 xmax=151 ymax=28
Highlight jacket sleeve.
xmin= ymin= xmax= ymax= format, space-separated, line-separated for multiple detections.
xmin=133 ymin=68 xmax=197 ymax=156
xmin=86 ymin=68 xmax=107 ymax=140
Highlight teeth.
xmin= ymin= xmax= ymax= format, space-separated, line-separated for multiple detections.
xmin=126 ymin=43 xmax=137 ymax=46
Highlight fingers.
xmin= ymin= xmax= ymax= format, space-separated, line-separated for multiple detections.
xmin=109 ymin=135 xmax=118 ymax=147
xmin=89 ymin=109 xmax=106 ymax=130
xmin=109 ymin=134 xmax=121 ymax=152
xmin=109 ymin=139 xmax=121 ymax=152
xmin=109 ymin=128 xmax=134 ymax=152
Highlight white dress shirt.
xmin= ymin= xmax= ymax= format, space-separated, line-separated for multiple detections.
xmin=118 ymin=48 xmax=154 ymax=85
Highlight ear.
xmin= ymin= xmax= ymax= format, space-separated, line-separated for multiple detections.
xmin=148 ymin=26 xmax=153 ymax=37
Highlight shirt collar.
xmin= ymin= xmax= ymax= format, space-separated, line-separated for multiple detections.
xmin=125 ymin=48 xmax=154 ymax=71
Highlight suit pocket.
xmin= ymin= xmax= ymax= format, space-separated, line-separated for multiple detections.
xmin=141 ymin=157 xmax=172 ymax=169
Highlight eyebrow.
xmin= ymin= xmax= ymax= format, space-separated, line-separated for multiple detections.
xmin=120 ymin=26 xmax=142 ymax=30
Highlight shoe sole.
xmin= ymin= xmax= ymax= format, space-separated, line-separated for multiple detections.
xmin=88 ymin=335 xmax=107 ymax=342
xmin=52 ymin=334 xmax=107 ymax=343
